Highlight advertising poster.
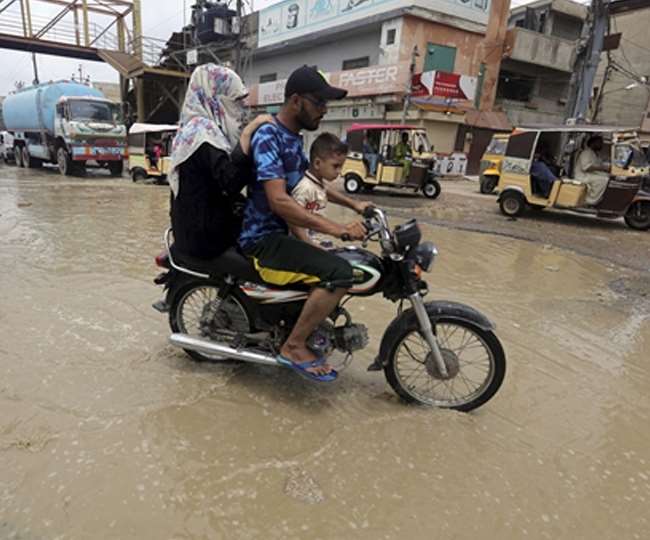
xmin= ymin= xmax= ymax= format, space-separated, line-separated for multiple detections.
xmin=258 ymin=0 xmax=491 ymax=47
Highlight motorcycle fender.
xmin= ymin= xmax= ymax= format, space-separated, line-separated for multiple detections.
xmin=372 ymin=301 xmax=495 ymax=369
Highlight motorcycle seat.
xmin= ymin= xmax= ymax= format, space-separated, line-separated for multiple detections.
xmin=171 ymin=245 xmax=264 ymax=284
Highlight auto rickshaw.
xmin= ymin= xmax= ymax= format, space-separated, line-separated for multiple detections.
xmin=127 ymin=123 xmax=177 ymax=183
xmin=496 ymin=125 xmax=650 ymax=230
xmin=479 ymin=133 xmax=509 ymax=194
xmin=341 ymin=124 xmax=441 ymax=199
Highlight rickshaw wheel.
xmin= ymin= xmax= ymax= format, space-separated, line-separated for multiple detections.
xmin=479 ymin=175 xmax=498 ymax=194
xmin=624 ymin=201 xmax=650 ymax=231
xmin=499 ymin=191 xmax=526 ymax=217
xmin=344 ymin=173 xmax=362 ymax=194
xmin=131 ymin=168 xmax=148 ymax=182
xmin=422 ymin=180 xmax=441 ymax=199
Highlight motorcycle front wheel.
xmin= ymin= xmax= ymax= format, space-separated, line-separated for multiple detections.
xmin=383 ymin=318 xmax=505 ymax=412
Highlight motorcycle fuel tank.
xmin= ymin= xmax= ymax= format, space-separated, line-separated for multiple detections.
xmin=332 ymin=246 xmax=384 ymax=296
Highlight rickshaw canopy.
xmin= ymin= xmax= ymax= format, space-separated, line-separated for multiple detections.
xmin=129 ymin=123 xmax=178 ymax=135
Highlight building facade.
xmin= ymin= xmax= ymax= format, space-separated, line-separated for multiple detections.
xmin=244 ymin=0 xmax=504 ymax=157
xmin=592 ymin=2 xmax=650 ymax=129
xmin=496 ymin=0 xmax=587 ymax=127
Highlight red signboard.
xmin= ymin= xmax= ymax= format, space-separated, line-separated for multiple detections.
xmin=412 ymin=70 xmax=477 ymax=101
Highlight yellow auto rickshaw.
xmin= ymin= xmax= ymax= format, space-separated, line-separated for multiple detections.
xmin=127 ymin=123 xmax=177 ymax=183
xmin=479 ymin=133 xmax=509 ymax=194
xmin=342 ymin=124 xmax=441 ymax=199
xmin=497 ymin=125 xmax=650 ymax=230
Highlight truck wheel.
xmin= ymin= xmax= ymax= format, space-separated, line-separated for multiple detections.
xmin=108 ymin=161 xmax=124 ymax=177
xmin=23 ymin=147 xmax=42 ymax=169
xmin=57 ymin=147 xmax=73 ymax=176
xmin=14 ymin=146 xmax=24 ymax=168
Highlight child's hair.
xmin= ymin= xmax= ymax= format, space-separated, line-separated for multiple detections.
xmin=310 ymin=132 xmax=348 ymax=163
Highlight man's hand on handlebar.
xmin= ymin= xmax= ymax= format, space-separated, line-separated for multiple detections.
xmin=339 ymin=221 xmax=367 ymax=241
xmin=353 ymin=201 xmax=373 ymax=215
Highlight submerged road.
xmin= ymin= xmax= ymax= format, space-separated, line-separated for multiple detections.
xmin=1 ymin=165 xmax=649 ymax=539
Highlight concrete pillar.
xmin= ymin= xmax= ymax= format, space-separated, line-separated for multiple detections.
xmin=117 ymin=16 xmax=126 ymax=52
xmin=136 ymin=78 xmax=145 ymax=122
xmin=81 ymin=0 xmax=90 ymax=46
xmin=132 ymin=0 xmax=143 ymax=60
xmin=73 ymin=7 xmax=81 ymax=46
xmin=478 ymin=0 xmax=511 ymax=112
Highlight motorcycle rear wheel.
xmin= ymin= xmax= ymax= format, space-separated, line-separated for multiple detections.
xmin=169 ymin=283 xmax=251 ymax=362
xmin=383 ymin=318 xmax=505 ymax=412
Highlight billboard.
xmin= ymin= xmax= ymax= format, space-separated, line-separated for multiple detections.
xmin=412 ymin=70 xmax=477 ymax=101
xmin=248 ymin=62 xmax=411 ymax=106
xmin=258 ymin=0 xmax=491 ymax=47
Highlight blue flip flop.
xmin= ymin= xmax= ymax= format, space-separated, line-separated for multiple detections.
xmin=277 ymin=355 xmax=338 ymax=383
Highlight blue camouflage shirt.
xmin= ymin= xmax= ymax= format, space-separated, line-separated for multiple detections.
xmin=238 ymin=119 xmax=309 ymax=250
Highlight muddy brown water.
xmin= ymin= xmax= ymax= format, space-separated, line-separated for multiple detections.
xmin=1 ymin=166 xmax=649 ymax=539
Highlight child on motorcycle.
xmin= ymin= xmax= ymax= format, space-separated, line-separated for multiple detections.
xmin=290 ymin=132 xmax=370 ymax=245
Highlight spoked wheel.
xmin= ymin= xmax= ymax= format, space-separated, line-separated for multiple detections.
xmin=624 ymin=201 xmax=650 ymax=231
xmin=169 ymin=283 xmax=251 ymax=362
xmin=384 ymin=318 xmax=505 ymax=412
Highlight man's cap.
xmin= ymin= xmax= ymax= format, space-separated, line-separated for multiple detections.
xmin=284 ymin=65 xmax=347 ymax=101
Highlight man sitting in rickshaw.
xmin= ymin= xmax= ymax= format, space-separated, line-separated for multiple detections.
xmin=576 ymin=135 xmax=610 ymax=205
xmin=531 ymin=142 xmax=557 ymax=197
xmin=394 ymin=131 xmax=412 ymax=180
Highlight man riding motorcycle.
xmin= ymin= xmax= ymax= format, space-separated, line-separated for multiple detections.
xmin=238 ymin=65 xmax=367 ymax=382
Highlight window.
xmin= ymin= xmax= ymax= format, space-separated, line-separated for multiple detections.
xmin=497 ymin=70 xmax=535 ymax=102
xmin=386 ymin=28 xmax=396 ymax=45
xmin=259 ymin=73 xmax=277 ymax=83
xmin=342 ymin=57 xmax=369 ymax=71
xmin=423 ymin=43 xmax=456 ymax=72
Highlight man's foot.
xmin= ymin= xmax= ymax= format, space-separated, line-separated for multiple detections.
xmin=279 ymin=344 xmax=334 ymax=376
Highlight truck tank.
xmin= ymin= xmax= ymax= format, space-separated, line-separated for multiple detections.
xmin=2 ymin=82 xmax=104 ymax=133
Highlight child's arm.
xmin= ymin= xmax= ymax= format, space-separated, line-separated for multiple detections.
xmin=325 ymin=185 xmax=371 ymax=215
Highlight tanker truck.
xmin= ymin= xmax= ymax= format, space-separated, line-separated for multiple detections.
xmin=2 ymin=81 xmax=126 ymax=176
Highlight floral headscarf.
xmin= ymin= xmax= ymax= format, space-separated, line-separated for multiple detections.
xmin=169 ymin=64 xmax=248 ymax=197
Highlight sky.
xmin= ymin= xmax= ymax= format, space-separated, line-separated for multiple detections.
xmin=0 ymin=0 xmax=590 ymax=96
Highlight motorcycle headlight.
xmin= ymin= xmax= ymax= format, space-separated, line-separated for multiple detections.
xmin=413 ymin=242 xmax=437 ymax=272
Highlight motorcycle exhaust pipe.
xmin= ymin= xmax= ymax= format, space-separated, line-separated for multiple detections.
xmin=169 ymin=333 xmax=281 ymax=367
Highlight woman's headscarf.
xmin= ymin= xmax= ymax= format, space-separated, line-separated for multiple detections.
xmin=168 ymin=64 xmax=248 ymax=197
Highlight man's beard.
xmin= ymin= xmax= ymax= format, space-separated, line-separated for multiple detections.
xmin=297 ymin=103 xmax=321 ymax=131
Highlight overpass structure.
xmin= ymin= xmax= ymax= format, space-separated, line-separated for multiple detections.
xmin=0 ymin=0 xmax=190 ymax=121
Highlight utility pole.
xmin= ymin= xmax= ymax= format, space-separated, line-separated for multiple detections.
xmin=31 ymin=53 xmax=39 ymax=85
xmin=565 ymin=0 xmax=609 ymax=122
xmin=400 ymin=45 xmax=419 ymax=124
xmin=234 ymin=0 xmax=242 ymax=73
xmin=477 ymin=0 xmax=511 ymax=112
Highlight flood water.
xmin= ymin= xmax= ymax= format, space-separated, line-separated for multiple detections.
xmin=1 ymin=166 xmax=649 ymax=539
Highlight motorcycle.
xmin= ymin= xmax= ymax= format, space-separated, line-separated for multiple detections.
xmin=152 ymin=207 xmax=506 ymax=412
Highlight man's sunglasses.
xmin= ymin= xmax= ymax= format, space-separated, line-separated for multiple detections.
xmin=300 ymin=94 xmax=328 ymax=109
